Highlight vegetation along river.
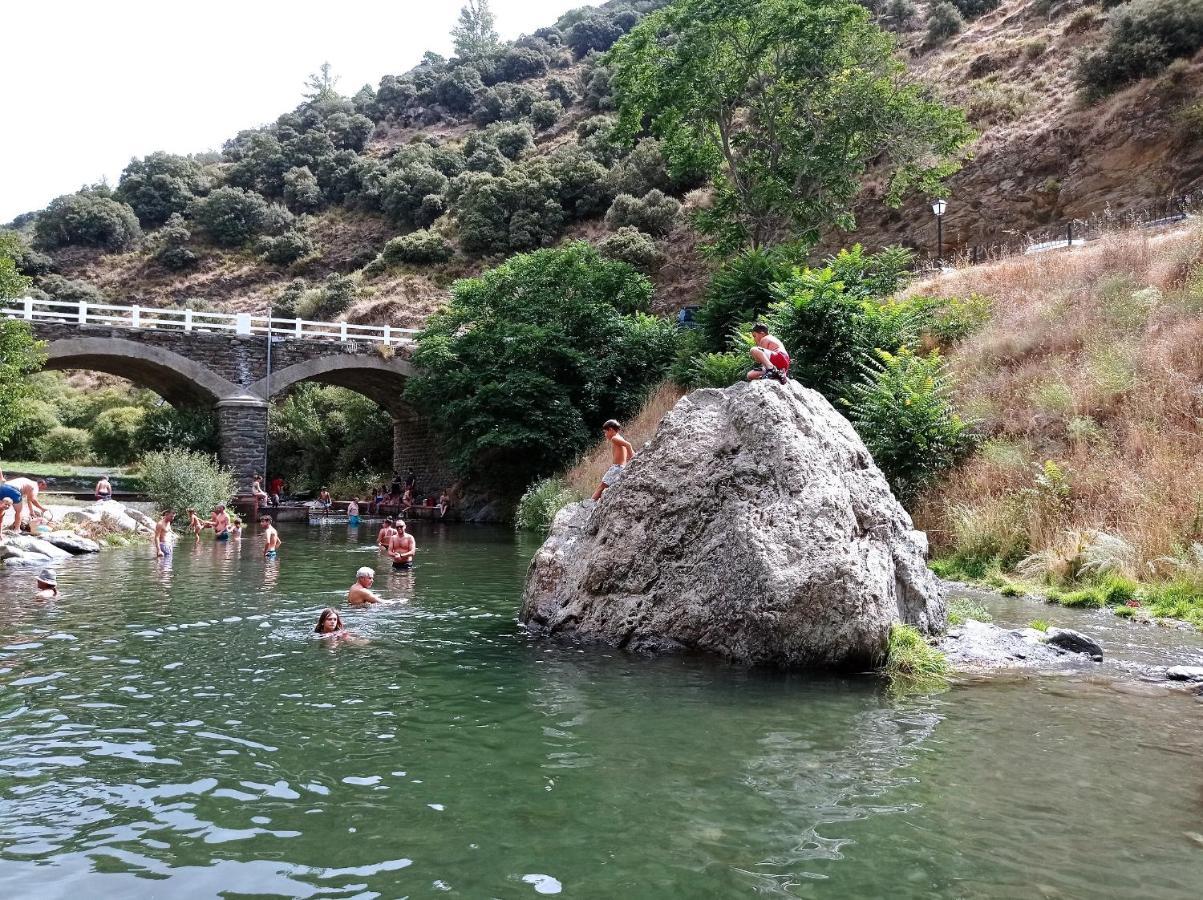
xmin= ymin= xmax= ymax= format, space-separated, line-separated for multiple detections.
xmin=1 ymin=523 xmax=1201 ymax=898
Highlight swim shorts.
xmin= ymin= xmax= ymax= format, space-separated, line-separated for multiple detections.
xmin=216 ymin=531 xmax=230 ymax=542
xmin=265 ymin=550 xmax=277 ymax=559
xmin=392 ymin=561 xmax=412 ymax=570
xmin=602 ymin=464 xmax=625 ymax=487
xmin=0 ymin=484 xmax=21 ymax=503
xmin=349 ymin=516 xmax=360 ymax=526
xmin=158 ymin=542 xmax=172 ymax=556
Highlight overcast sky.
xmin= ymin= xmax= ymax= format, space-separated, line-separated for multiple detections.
xmin=1 ymin=0 xmax=601 ymax=223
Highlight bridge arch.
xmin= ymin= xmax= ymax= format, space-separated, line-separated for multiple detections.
xmin=43 ymin=337 xmax=246 ymax=407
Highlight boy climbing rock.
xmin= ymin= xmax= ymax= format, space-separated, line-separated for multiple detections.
xmin=592 ymin=419 xmax=634 ymax=502
xmin=746 ymin=323 xmax=790 ymax=384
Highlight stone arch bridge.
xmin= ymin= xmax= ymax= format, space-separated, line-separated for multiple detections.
xmin=15 ymin=305 xmax=450 ymax=495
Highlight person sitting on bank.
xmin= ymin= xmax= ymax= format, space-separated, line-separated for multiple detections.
xmin=401 ymin=486 xmax=414 ymax=515
xmin=371 ymin=484 xmax=386 ymax=515
xmin=251 ymin=474 xmax=270 ymax=509
xmin=437 ymin=490 xmax=451 ymax=519
xmin=209 ymin=504 xmax=231 ymax=541
xmin=348 ymin=566 xmax=383 ymax=605
xmin=377 ymin=518 xmax=396 ymax=549
xmin=95 ymin=476 xmax=113 ymax=501
xmin=269 ymin=475 xmax=285 ymax=506
xmin=746 ymin=323 xmax=790 ymax=384
xmin=154 ymin=510 xmax=176 ymax=559
xmin=34 ymin=568 xmax=58 ymax=601
xmin=387 ymin=521 xmax=416 ymax=570
xmin=592 ymin=420 xmax=634 ymax=502
xmin=260 ymin=515 xmax=282 ymax=559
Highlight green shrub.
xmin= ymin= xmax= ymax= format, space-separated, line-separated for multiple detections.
xmin=192 ymin=186 xmax=276 ymax=247
xmin=140 ymin=447 xmax=237 ymax=516
xmin=1029 ymin=618 xmax=1050 ymax=632
xmin=283 ymin=165 xmax=324 ymax=212
xmin=381 ymin=164 xmax=450 ymax=227
xmin=1055 ymin=588 xmax=1105 ymax=609
xmin=1077 ymin=0 xmax=1203 ymax=97
xmin=152 ymin=213 xmax=198 ymax=270
xmin=1142 ymin=580 xmax=1203 ymax=626
xmin=515 ymin=477 xmax=581 ymax=531
xmin=34 ymin=190 xmax=142 ymax=251
xmin=683 ymin=351 xmax=748 ymax=389
xmin=566 ymin=11 xmax=626 ymax=56
xmin=381 ymin=230 xmax=454 ymax=265
xmin=947 ymin=596 xmax=992 ymax=626
xmin=604 ymin=189 xmax=682 ymax=237
xmin=35 ymin=426 xmax=92 ymax=463
xmin=115 ymin=152 xmax=206 ymax=228
xmin=1098 ymin=573 xmax=1139 ymax=605
xmin=606 ymin=138 xmax=685 ymax=198
xmin=491 ymin=46 xmax=550 ymax=83
xmin=258 ymin=229 xmax=316 ymax=265
xmin=694 ymin=248 xmax=797 ymax=353
xmin=90 ymin=405 xmax=147 ymax=464
xmin=133 ymin=404 xmax=219 ymax=456
xmin=919 ymin=293 xmax=992 ymax=344
xmin=434 ymin=65 xmax=485 ymax=113
xmin=883 ymin=623 xmax=949 ymax=692
xmin=999 ymin=583 xmax=1027 ymax=597
xmin=294 ymin=274 xmax=359 ymax=320
xmin=926 ymin=1 xmax=965 ymax=42
xmin=597 ymin=226 xmax=662 ymax=272
xmin=36 ymin=274 xmax=106 ymax=303
xmin=529 ymin=99 xmax=562 ymax=130
xmin=0 ymin=398 xmax=59 ymax=459
xmin=845 ymin=348 xmax=975 ymax=503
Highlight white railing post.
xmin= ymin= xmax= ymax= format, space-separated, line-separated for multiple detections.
xmin=184 ymin=309 xmax=193 ymax=332
xmin=340 ymin=322 xmax=348 ymax=342
xmin=79 ymin=301 xmax=87 ymax=325
xmin=383 ymin=325 xmax=391 ymax=345
xmin=23 ymin=298 xmax=33 ymax=320
xmin=131 ymin=305 xmax=141 ymax=329
xmin=294 ymin=318 xmax=303 ymax=338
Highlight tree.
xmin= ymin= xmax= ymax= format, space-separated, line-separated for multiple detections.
xmin=608 ymin=0 xmax=975 ymax=253
xmin=0 ymin=232 xmax=33 ymax=300
xmin=115 ymin=152 xmax=206 ymax=228
xmin=405 ymin=243 xmax=676 ymax=491
xmin=0 ymin=320 xmax=47 ymax=451
xmin=192 ymin=186 xmax=274 ymax=246
xmin=34 ymin=190 xmax=142 ymax=251
xmin=304 ymin=62 xmax=341 ymax=105
xmin=452 ymin=0 xmax=499 ymax=59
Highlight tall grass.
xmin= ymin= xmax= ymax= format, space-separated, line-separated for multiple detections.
xmin=883 ymin=624 xmax=950 ymax=693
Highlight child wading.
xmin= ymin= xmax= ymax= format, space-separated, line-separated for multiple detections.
xmin=260 ymin=516 xmax=282 ymax=559
xmin=592 ymin=419 xmax=634 ymax=502
xmin=746 ymin=323 xmax=790 ymax=384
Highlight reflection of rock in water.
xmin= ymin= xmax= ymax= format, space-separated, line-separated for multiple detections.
xmin=736 ymin=700 xmax=944 ymax=890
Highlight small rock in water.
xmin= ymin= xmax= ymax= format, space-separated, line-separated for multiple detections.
xmin=1044 ymin=628 xmax=1104 ymax=659
xmin=1165 ymin=666 xmax=1203 ymax=683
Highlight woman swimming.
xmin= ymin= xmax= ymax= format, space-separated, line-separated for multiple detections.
xmin=314 ymin=607 xmax=346 ymax=636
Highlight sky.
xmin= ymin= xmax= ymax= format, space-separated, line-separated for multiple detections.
xmin=1 ymin=0 xmax=602 ymax=223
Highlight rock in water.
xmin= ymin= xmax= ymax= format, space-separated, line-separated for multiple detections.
xmin=1044 ymin=627 xmax=1104 ymax=659
xmin=44 ymin=531 xmax=101 ymax=554
xmin=520 ymin=381 xmax=944 ymax=668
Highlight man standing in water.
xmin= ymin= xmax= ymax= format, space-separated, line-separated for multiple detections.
xmin=260 ymin=515 xmax=282 ymax=559
xmin=209 ymin=504 xmax=231 ymax=541
xmin=746 ymin=323 xmax=790 ymax=384
xmin=387 ymin=520 xmax=416 ymax=569
xmin=347 ymin=566 xmax=383 ymax=605
xmin=153 ymin=510 xmax=175 ymax=559
xmin=592 ymin=420 xmax=634 ymax=502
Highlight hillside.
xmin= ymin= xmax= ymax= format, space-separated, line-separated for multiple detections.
xmin=6 ymin=0 xmax=1203 ymax=324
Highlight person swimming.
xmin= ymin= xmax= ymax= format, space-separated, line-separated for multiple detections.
xmin=34 ymin=568 xmax=58 ymax=601
xmin=347 ymin=567 xmax=383 ymax=605
xmin=314 ymin=607 xmax=346 ymax=636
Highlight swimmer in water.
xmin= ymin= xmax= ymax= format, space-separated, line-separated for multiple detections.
xmin=347 ymin=566 xmax=383 ymax=605
xmin=387 ymin=520 xmax=416 ymax=570
xmin=34 ymin=568 xmax=58 ymax=601
xmin=153 ymin=510 xmax=176 ymax=559
xmin=260 ymin=515 xmax=281 ymax=559
xmin=314 ymin=607 xmax=346 ymax=636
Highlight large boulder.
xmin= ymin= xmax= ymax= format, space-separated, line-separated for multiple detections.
xmin=44 ymin=530 xmax=101 ymax=554
xmin=520 ymin=381 xmax=943 ymax=668
xmin=3 ymin=534 xmax=71 ymax=560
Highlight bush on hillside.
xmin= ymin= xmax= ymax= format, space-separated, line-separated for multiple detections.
xmin=294 ymin=274 xmax=359 ymax=320
xmin=490 ymin=45 xmax=550 ymax=83
xmin=434 ymin=66 xmax=485 ymax=113
xmin=515 ymin=477 xmax=581 ymax=532
xmin=598 ymin=226 xmax=662 ymax=271
xmin=694 ymin=248 xmax=798 ymax=353
xmin=604 ymin=189 xmax=682 ymax=237
xmin=530 ymin=99 xmax=562 ymax=130
xmin=473 ymin=83 xmax=539 ymax=125
xmin=546 ymin=76 xmax=577 ymax=106
xmin=380 ymin=164 xmax=450 ymax=226
xmin=926 ymin=1 xmax=965 ymax=42
xmin=381 ymin=229 xmax=454 ymax=265
xmin=950 ymin=0 xmax=999 ymax=17
xmin=192 ymin=186 xmax=276 ymax=246
xmin=606 ymin=138 xmax=679 ymax=197
xmin=35 ymin=426 xmax=92 ymax=463
xmin=36 ymin=274 xmax=106 ymax=303
xmin=1076 ymin=0 xmax=1203 ymax=97
xmin=846 ymin=348 xmax=975 ymax=502
xmin=465 ymin=122 xmax=534 ymax=161
xmin=115 ymin=152 xmax=207 ymax=227
xmin=257 ymin=229 xmax=316 ymax=265
xmin=140 ymin=447 xmax=236 ymax=515
xmin=323 ymin=111 xmax=375 ymax=151
xmin=10 ymin=242 xmax=55 ymax=278
xmin=283 ymin=165 xmax=324 ymax=212
xmin=566 ymin=11 xmax=627 ymax=56
xmin=406 ymin=243 xmax=674 ymax=490
xmin=152 ymin=213 xmax=198 ymax=270
xmin=90 ymin=405 xmax=147 ymax=465
xmin=33 ymin=191 xmax=142 ymax=251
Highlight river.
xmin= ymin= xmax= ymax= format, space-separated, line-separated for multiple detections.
xmin=1 ymin=523 xmax=1201 ymax=898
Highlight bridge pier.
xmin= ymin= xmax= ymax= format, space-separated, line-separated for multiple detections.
xmin=392 ymin=406 xmax=454 ymax=500
xmin=216 ymin=398 xmax=269 ymax=494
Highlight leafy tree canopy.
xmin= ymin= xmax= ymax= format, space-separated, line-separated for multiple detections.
xmin=608 ymin=0 xmax=975 ymax=253
xmin=0 ymin=320 xmax=48 ymax=450
xmin=452 ymin=0 xmax=500 ymax=59
xmin=405 ymin=243 xmax=676 ymax=491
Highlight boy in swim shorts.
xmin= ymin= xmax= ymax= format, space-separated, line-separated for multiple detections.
xmin=260 ymin=515 xmax=281 ymax=559
xmin=154 ymin=510 xmax=176 ymax=559
xmin=591 ymin=420 xmax=634 ymax=502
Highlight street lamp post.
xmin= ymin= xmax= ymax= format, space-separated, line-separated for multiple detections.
xmin=932 ymin=199 xmax=947 ymax=266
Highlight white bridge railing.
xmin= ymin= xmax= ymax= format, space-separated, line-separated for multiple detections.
xmin=0 ymin=297 xmax=419 ymax=346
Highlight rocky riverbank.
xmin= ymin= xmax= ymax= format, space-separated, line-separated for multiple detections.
xmin=0 ymin=500 xmax=152 ymax=568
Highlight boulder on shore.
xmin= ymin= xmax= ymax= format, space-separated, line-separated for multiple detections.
xmin=520 ymin=380 xmax=944 ymax=668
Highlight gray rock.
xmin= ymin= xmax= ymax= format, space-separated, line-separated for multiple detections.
xmin=3 ymin=534 xmax=70 ymax=560
xmin=938 ymin=620 xmax=1086 ymax=672
xmin=1045 ymin=627 xmax=1104 ymax=659
xmin=43 ymin=531 xmax=101 ymax=554
xmin=1165 ymin=666 xmax=1203 ymax=682
xmin=521 ymin=381 xmax=943 ymax=668
xmin=2 ymin=550 xmax=52 ymax=567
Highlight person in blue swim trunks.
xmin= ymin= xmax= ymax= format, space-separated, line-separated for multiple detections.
xmin=209 ymin=504 xmax=231 ymax=540
xmin=346 ymin=498 xmax=360 ymax=527
xmin=0 ymin=470 xmax=49 ymax=532
xmin=153 ymin=510 xmax=175 ymax=559
xmin=260 ymin=515 xmax=281 ymax=559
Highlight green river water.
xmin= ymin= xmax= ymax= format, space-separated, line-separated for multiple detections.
xmin=1 ymin=522 xmax=1202 ymax=898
